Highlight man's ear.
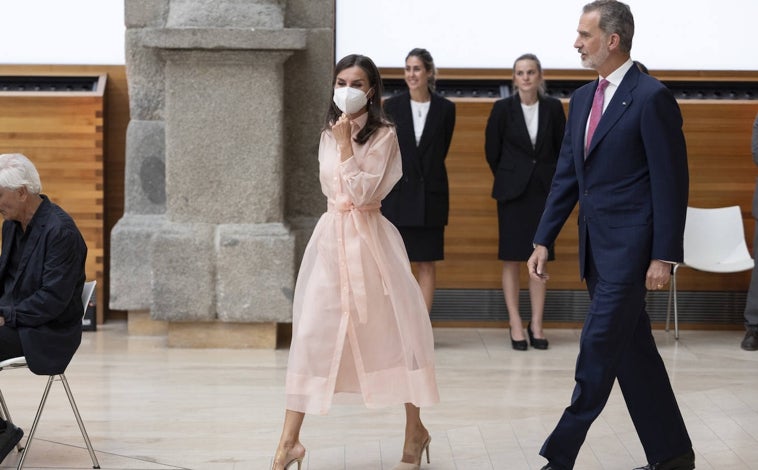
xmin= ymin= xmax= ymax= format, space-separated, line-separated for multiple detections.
xmin=16 ymin=186 xmax=28 ymax=200
xmin=608 ymin=33 xmax=620 ymax=50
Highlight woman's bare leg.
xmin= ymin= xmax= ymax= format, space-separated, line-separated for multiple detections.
xmin=272 ymin=410 xmax=306 ymax=470
xmin=400 ymin=403 xmax=430 ymax=464
xmin=414 ymin=261 xmax=436 ymax=313
xmin=502 ymin=261 xmax=524 ymax=340
xmin=528 ymin=276 xmax=547 ymax=338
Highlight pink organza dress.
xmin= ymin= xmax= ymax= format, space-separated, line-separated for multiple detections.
xmin=285 ymin=114 xmax=439 ymax=415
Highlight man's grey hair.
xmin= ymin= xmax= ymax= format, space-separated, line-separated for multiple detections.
xmin=0 ymin=153 xmax=42 ymax=194
xmin=584 ymin=0 xmax=635 ymax=54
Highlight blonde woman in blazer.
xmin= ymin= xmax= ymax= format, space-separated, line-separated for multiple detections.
xmin=485 ymin=53 xmax=565 ymax=350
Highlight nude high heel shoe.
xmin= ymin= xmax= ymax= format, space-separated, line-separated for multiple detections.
xmin=392 ymin=435 xmax=431 ymax=470
xmin=282 ymin=456 xmax=303 ymax=470
xmin=272 ymin=449 xmax=305 ymax=470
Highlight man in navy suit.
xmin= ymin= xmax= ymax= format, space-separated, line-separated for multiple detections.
xmin=741 ymin=111 xmax=758 ymax=351
xmin=527 ymin=1 xmax=694 ymax=469
xmin=0 ymin=153 xmax=87 ymax=462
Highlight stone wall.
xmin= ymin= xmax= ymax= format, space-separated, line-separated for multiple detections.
xmin=112 ymin=0 xmax=334 ymax=346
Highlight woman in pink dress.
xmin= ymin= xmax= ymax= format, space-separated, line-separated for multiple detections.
xmin=271 ymin=54 xmax=439 ymax=470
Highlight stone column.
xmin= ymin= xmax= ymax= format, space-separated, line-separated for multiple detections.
xmin=113 ymin=0 xmax=314 ymax=348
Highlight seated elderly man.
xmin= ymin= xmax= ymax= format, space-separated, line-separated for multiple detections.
xmin=0 ymin=153 xmax=87 ymax=462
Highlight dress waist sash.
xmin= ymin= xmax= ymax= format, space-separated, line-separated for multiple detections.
xmin=326 ymin=197 xmax=385 ymax=324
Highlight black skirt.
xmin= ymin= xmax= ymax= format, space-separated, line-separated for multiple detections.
xmin=497 ymin=181 xmax=555 ymax=262
xmin=397 ymin=226 xmax=445 ymax=262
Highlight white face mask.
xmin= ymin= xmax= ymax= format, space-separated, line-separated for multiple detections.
xmin=333 ymin=87 xmax=368 ymax=114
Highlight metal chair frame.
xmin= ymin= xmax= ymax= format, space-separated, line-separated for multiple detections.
xmin=0 ymin=280 xmax=100 ymax=469
xmin=665 ymin=206 xmax=754 ymax=340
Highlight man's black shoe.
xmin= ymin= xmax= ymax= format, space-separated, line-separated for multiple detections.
xmin=741 ymin=326 xmax=758 ymax=351
xmin=633 ymin=448 xmax=695 ymax=470
xmin=540 ymin=464 xmax=567 ymax=470
xmin=0 ymin=423 xmax=23 ymax=463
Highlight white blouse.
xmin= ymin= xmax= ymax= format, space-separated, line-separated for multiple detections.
xmin=410 ymin=99 xmax=431 ymax=145
xmin=521 ymin=101 xmax=539 ymax=148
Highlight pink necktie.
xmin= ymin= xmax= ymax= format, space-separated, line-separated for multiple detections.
xmin=585 ymin=79 xmax=609 ymax=154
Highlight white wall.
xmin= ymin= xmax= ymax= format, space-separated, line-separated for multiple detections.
xmin=0 ymin=0 xmax=755 ymax=70
xmin=338 ymin=0 xmax=757 ymax=70
xmin=0 ymin=0 xmax=125 ymax=65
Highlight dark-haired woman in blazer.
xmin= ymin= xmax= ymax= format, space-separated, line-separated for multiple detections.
xmin=485 ymin=53 xmax=566 ymax=350
xmin=382 ymin=48 xmax=456 ymax=313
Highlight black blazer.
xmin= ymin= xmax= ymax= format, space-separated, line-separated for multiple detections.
xmin=381 ymin=91 xmax=456 ymax=227
xmin=485 ymin=94 xmax=566 ymax=202
xmin=0 ymin=196 xmax=87 ymax=375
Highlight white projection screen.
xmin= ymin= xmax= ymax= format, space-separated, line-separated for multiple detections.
xmin=0 ymin=0 xmax=125 ymax=65
xmin=0 ymin=0 xmax=755 ymax=70
xmin=337 ymin=0 xmax=758 ymax=71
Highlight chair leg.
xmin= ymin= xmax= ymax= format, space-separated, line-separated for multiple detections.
xmin=665 ymin=264 xmax=681 ymax=340
xmin=15 ymin=375 xmax=100 ymax=470
xmin=673 ymin=270 xmax=680 ymax=340
xmin=59 ymin=374 xmax=100 ymax=469
xmin=17 ymin=376 xmax=55 ymax=469
xmin=0 ymin=389 xmax=8 ymax=422
xmin=666 ymin=280 xmax=673 ymax=332
xmin=0 ymin=389 xmax=22 ymax=452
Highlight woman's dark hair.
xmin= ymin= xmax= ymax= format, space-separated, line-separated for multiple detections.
xmin=406 ymin=48 xmax=437 ymax=92
xmin=633 ymin=60 xmax=649 ymax=74
xmin=324 ymin=54 xmax=390 ymax=145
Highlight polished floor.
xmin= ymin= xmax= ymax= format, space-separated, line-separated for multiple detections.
xmin=0 ymin=322 xmax=756 ymax=469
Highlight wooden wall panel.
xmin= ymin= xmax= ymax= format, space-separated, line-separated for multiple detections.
xmin=436 ymin=98 xmax=581 ymax=290
xmin=435 ymin=96 xmax=758 ymax=292
xmin=677 ymin=101 xmax=758 ymax=291
xmin=0 ymin=65 xmax=128 ymax=322
xmin=1 ymin=64 xmax=755 ymax=325
xmin=0 ymin=92 xmax=104 ymax=319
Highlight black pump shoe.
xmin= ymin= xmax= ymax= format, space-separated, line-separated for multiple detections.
xmin=527 ymin=322 xmax=549 ymax=350
xmin=510 ymin=329 xmax=528 ymax=351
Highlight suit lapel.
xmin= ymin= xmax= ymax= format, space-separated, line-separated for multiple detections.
xmin=509 ymin=96 xmax=534 ymax=153
xmin=586 ymin=67 xmax=638 ymax=156
xmin=396 ymin=93 xmax=424 ymax=175
xmin=416 ymin=94 xmax=440 ymax=157
xmin=11 ymin=198 xmax=49 ymax=293
xmin=534 ymin=98 xmax=550 ymax=154
xmin=0 ymin=223 xmax=13 ymax=278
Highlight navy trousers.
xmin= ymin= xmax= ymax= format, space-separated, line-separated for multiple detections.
xmin=540 ymin=241 xmax=691 ymax=469
xmin=743 ymin=219 xmax=758 ymax=326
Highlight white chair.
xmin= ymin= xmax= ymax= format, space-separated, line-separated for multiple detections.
xmin=0 ymin=280 xmax=100 ymax=469
xmin=667 ymin=207 xmax=755 ymax=339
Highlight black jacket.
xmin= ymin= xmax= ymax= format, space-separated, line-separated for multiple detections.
xmin=382 ymin=91 xmax=456 ymax=227
xmin=485 ymin=94 xmax=566 ymax=202
xmin=0 ymin=196 xmax=87 ymax=375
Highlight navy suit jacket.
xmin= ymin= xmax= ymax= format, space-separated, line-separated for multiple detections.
xmin=533 ymin=65 xmax=689 ymax=283
xmin=485 ymin=94 xmax=566 ymax=202
xmin=0 ymin=196 xmax=87 ymax=375
xmin=382 ymin=91 xmax=456 ymax=227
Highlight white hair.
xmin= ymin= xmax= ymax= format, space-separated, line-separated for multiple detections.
xmin=0 ymin=153 xmax=42 ymax=194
